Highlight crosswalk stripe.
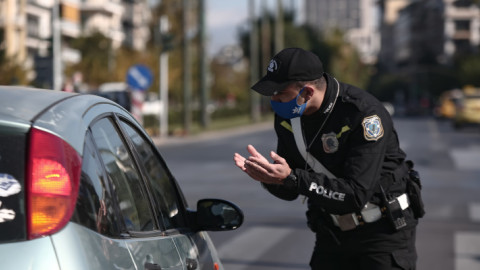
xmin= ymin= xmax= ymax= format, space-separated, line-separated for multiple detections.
xmin=455 ymin=231 xmax=480 ymax=270
xmin=469 ymin=203 xmax=480 ymax=222
xmin=217 ymin=226 xmax=292 ymax=262
xmin=450 ymin=147 xmax=480 ymax=170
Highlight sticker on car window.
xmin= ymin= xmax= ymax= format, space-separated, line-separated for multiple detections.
xmin=0 ymin=174 xmax=21 ymax=223
xmin=0 ymin=174 xmax=21 ymax=197
xmin=0 ymin=201 xmax=15 ymax=222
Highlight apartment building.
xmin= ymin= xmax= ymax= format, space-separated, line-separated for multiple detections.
xmin=377 ymin=0 xmax=410 ymax=71
xmin=379 ymin=0 xmax=480 ymax=70
xmin=0 ymin=0 xmax=151 ymax=88
xmin=304 ymin=0 xmax=381 ymax=64
xmin=1 ymin=0 xmax=27 ymax=63
xmin=443 ymin=0 xmax=480 ymax=61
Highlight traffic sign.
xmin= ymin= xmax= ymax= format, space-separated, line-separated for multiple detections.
xmin=126 ymin=64 xmax=153 ymax=91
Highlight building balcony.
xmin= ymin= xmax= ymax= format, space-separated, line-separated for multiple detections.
xmin=60 ymin=19 xmax=81 ymax=38
xmin=62 ymin=46 xmax=81 ymax=64
xmin=82 ymin=1 xmax=123 ymax=16
xmin=453 ymin=30 xmax=471 ymax=40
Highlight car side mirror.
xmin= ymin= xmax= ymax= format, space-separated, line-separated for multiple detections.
xmin=194 ymin=199 xmax=244 ymax=231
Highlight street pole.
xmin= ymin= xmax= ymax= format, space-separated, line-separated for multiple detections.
xmin=159 ymin=16 xmax=169 ymax=138
xmin=275 ymin=0 xmax=284 ymax=54
xmin=199 ymin=0 xmax=209 ymax=128
xmin=53 ymin=0 xmax=62 ymax=91
xmin=183 ymin=0 xmax=192 ymax=134
xmin=249 ymin=0 xmax=261 ymax=122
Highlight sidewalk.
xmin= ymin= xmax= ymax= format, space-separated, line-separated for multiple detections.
xmin=152 ymin=121 xmax=273 ymax=147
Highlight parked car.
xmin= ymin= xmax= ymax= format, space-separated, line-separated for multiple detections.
xmin=434 ymin=89 xmax=463 ymax=119
xmin=0 ymin=86 xmax=243 ymax=270
xmin=91 ymin=82 xmax=132 ymax=112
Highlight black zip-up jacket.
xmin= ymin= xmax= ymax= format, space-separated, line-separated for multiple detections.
xmin=263 ymin=73 xmax=408 ymax=216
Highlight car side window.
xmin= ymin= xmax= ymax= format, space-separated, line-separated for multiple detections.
xmin=72 ymin=132 xmax=121 ymax=237
xmin=91 ymin=117 xmax=155 ymax=232
xmin=120 ymin=120 xmax=186 ymax=230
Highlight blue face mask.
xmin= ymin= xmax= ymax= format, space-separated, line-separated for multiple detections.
xmin=270 ymin=89 xmax=307 ymax=119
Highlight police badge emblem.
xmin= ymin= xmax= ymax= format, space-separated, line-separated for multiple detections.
xmin=362 ymin=115 xmax=384 ymax=141
xmin=322 ymin=132 xmax=339 ymax=153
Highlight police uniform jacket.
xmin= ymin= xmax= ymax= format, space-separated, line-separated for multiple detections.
xmin=263 ymin=73 xmax=413 ymax=229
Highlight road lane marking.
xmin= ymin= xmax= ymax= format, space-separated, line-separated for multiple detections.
xmin=450 ymin=147 xmax=480 ymax=171
xmin=217 ymin=226 xmax=292 ymax=267
xmin=427 ymin=119 xmax=445 ymax=151
xmin=217 ymin=226 xmax=292 ymax=259
xmin=469 ymin=203 xmax=480 ymax=222
xmin=455 ymin=231 xmax=480 ymax=270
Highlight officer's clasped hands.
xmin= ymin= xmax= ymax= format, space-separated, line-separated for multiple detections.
xmin=234 ymin=144 xmax=291 ymax=185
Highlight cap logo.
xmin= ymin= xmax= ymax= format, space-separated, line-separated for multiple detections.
xmin=267 ymin=59 xmax=278 ymax=73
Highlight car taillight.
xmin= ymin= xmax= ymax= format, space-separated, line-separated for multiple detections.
xmin=26 ymin=128 xmax=82 ymax=240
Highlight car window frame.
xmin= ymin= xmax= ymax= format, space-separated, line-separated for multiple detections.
xmin=87 ymin=112 xmax=164 ymax=237
xmin=73 ymin=129 xmax=129 ymax=238
xmin=114 ymin=114 xmax=192 ymax=234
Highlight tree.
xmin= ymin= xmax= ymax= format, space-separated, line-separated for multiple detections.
xmin=455 ymin=54 xmax=480 ymax=87
xmin=323 ymin=29 xmax=372 ymax=90
xmin=66 ymin=32 xmax=114 ymax=88
xmin=0 ymin=30 xmax=30 ymax=85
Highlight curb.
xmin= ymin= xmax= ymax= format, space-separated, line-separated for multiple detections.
xmin=152 ymin=121 xmax=273 ymax=147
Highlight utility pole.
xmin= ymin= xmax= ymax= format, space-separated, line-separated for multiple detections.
xmin=275 ymin=0 xmax=284 ymax=54
xmin=52 ymin=0 xmax=62 ymax=91
xmin=183 ymin=0 xmax=192 ymax=134
xmin=261 ymin=1 xmax=271 ymax=70
xmin=199 ymin=0 xmax=210 ymax=128
xmin=159 ymin=16 xmax=169 ymax=138
xmin=249 ymin=0 xmax=261 ymax=122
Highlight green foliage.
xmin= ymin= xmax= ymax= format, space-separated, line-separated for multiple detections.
xmin=0 ymin=54 xmax=30 ymax=85
xmin=0 ymin=30 xmax=30 ymax=85
xmin=367 ymin=73 xmax=409 ymax=102
xmin=66 ymin=32 xmax=114 ymax=87
xmin=455 ymin=54 xmax=480 ymax=87
xmin=238 ymin=12 xmax=372 ymax=92
xmin=323 ymin=29 xmax=372 ymax=90
xmin=209 ymin=59 xmax=249 ymax=104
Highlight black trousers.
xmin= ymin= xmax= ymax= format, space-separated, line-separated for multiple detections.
xmin=310 ymin=222 xmax=417 ymax=270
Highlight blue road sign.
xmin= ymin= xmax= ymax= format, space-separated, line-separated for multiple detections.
xmin=126 ymin=64 xmax=153 ymax=91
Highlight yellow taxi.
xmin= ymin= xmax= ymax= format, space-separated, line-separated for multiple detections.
xmin=453 ymin=87 xmax=480 ymax=129
xmin=435 ymin=89 xmax=463 ymax=119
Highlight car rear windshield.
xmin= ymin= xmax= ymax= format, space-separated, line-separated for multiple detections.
xmin=0 ymin=128 xmax=27 ymax=243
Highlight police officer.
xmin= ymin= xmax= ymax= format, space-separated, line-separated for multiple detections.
xmin=234 ymin=48 xmax=421 ymax=269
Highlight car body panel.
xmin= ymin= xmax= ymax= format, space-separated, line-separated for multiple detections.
xmin=0 ymin=86 xmax=242 ymax=270
xmin=52 ymin=223 xmax=135 ymax=270
xmin=182 ymin=231 xmax=225 ymax=270
xmin=0 ymin=237 xmax=60 ymax=270
xmin=34 ymin=94 xmax=129 ymax=155
xmin=125 ymin=234 xmax=184 ymax=270
xmin=0 ymin=87 xmax=73 ymax=122
xmin=454 ymin=93 xmax=480 ymax=128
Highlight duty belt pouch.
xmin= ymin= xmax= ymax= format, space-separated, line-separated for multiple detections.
xmin=406 ymin=160 xmax=426 ymax=219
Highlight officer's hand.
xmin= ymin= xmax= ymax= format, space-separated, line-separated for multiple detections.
xmin=234 ymin=145 xmax=291 ymax=185
xmin=234 ymin=144 xmax=269 ymax=171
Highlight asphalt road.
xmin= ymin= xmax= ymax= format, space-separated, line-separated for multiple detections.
xmin=157 ymin=117 xmax=480 ymax=270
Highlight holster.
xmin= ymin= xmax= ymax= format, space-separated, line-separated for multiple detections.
xmin=406 ymin=160 xmax=426 ymax=219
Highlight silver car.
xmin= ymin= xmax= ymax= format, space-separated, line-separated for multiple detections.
xmin=0 ymin=86 xmax=243 ymax=270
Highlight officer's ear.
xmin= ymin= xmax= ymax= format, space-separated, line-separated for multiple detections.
xmin=302 ymin=86 xmax=315 ymax=101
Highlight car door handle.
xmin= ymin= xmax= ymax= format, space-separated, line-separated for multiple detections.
xmin=144 ymin=262 xmax=162 ymax=270
xmin=186 ymin=258 xmax=198 ymax=270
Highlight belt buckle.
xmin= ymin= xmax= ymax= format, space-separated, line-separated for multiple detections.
xmin=335 ymin=213 xmax=359 ymax=231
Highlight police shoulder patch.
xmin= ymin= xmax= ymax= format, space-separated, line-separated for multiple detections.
xmin=362 ymin=115 xmax=384 ymax=141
